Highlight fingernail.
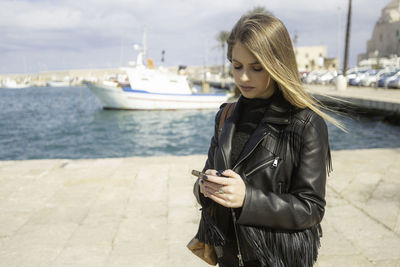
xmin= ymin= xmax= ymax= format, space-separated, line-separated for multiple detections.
xmin=202 ymin=174 xmax=208 ymax=180
xmin=200 ymin=180 xmax=204 ymax=184
xmin=216 ymin=171 xmax=222 ymax=177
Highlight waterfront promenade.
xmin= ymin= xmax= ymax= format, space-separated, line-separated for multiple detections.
xmin=306 ymin=84 xmax=400 ymax=121
xmin=0 ymin=148 xmax=399 ymax=266
xmin=306 ymin=84 xmax=400 ymax=105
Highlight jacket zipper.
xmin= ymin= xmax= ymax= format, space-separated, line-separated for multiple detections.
xmin=271 ymin=130 xmax=284 ymax=169
xmin=230 ymin=131 xmax=284 ymax=265
xmin=274 ymin=131 xmax=283 ymax=155
xmin=271 ymin=157 xmax=279 ymax=168
xmin=245 ymin=157 xmax=275 ymax=177
xmin=232 ymin=132 xmax=269 ymax=170
xmin=231 ymin=209 xmax=245 ymax=266
xmin=230 ymin=132 xmax=269 ymax=267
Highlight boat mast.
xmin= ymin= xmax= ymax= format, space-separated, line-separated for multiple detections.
xmin=142 ymin=27 xmax=147 ymax=64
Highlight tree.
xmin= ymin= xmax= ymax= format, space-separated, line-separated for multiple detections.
xmin=216 ymin=31 xmax=230 ymax=77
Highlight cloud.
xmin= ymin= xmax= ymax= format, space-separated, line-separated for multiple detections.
xmin=0 ymin=0 xmax=392 ymax=73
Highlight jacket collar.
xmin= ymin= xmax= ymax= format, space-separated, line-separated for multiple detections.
xmin=217 ymin=89 xmax=294 ymax=170
xmin=232 ymin=89 xmax=293 ymax=125
xmin=261 ymin=89 xmax=292 ymax=125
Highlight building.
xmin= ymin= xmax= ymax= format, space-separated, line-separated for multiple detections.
xmin=358 ymin=0 xmax=400 ymax=67
xmin=295 ymin=45 xmax=338 ymax=71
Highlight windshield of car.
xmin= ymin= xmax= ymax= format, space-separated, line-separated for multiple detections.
xmin=367 ymin=70 xmax=378 ymax=75
xmin=383 ymin=71 xmax=397 ymax=78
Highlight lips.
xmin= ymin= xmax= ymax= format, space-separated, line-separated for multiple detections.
xmin=240 ymin=85 xmax=255 ymax=91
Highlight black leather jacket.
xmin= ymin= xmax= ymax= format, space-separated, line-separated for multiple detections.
xmin=194 ymin=91 xmax=330 ymax=266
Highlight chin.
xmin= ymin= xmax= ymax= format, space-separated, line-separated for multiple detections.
xmin=240 ymin=89 xmax=273 ymax=100
xmin=242 ymin=94 xmax=255 ymax=99
xmin=240 ymin=91 xmax=258 ymax=99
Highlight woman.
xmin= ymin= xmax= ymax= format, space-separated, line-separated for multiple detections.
xmin=193 ymin=13 xmax=343 ymax=267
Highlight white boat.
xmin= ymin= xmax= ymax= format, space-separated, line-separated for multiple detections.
xmin=87 ymin=77 xmax=230 ymax=110
xmin=1 ymin=78 xmax=31 ymax=89
xmin=86 ymin=32 xmax=231 ymax=110
xmin=46 ymin=80 xmax=70 ymax=87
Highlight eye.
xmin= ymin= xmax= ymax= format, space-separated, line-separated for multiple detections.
xmin=253 ymin=65 xmax=263 ymax=72
xmin=233 ymin=64 xmax=242 ymax=70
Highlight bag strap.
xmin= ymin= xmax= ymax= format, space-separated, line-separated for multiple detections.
xmin=217 ymin=102 xmax=236 ymax=138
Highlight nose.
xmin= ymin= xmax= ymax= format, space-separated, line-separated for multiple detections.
xmin=239 ymin=69 xmax=250 ymax=82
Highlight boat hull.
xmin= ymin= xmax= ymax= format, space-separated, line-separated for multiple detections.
xmin=47 ymin=81 xmax=70 ymax=87
xmin=87 ymin=82 xmax=230 ymax=110
xmin=1 ymin=84 xmax=31 ymax=89
xmin=1 ymin=81 xmax=31 ymax=89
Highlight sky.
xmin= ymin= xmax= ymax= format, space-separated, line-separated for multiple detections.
xmin=0 ymin=0 xmax=392 ymax=74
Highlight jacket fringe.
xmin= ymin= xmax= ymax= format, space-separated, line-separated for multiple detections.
xmin=282 ymin=120 xmax=306 ymax=168
xmin=239 ymin=224 xmax=322 ymax=267
xmin=326 ymin=146 xmax=333 ymax=175
xmin=195 ymin=207 xmax=226 ymax=246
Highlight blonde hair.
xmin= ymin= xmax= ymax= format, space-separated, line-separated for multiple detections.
xmin=227 ymin=13 xmax=345 ymax=130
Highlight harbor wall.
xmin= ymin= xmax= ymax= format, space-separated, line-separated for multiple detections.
xmin=306 ymin=84 xmax=400 ymax=124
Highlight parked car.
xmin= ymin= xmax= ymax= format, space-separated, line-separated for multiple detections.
xmin=315 ymin=70 xmax=338 ymax=85
xmin=348 ymin=69 xmax=371 ymax=86
xmin=303 ymin=70 xmax=325 ymax=84
xmin=387 ymin=76 xmax=400 ymax=89
xmin=377 ymin=71 xmax=400 ymax=88
xmin=359 ymin=69 xmax=393 ymax=87
xmin=345 ymin=67 xmax=368 ymax=82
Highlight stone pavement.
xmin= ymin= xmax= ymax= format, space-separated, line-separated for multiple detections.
xmin=0 ymin=148 xmax=399 ymax=267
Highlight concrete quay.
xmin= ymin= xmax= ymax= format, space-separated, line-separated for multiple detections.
xmin=0 ymin=148 xmax=399 ymax=267
xmin=306 ymin=84 xmax=400 ymax=122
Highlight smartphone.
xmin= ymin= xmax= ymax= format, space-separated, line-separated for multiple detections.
xmin=191 ymin=170 xmax=208 ymax=180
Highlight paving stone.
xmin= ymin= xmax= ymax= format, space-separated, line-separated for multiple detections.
xmin=0 ymin=223 xmax=77 ymax=267
xmin=316 ymin=254 xmax=373 ymax=267
xmin=0 ymin=149 xmax=399 ymax=266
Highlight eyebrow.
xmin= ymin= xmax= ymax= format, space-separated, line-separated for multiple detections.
xmin=232 ymin=59 xmax=260 ymax=65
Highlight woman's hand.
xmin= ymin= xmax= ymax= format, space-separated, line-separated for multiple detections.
xmin=200 ymin=169 xmax=246 ymax=208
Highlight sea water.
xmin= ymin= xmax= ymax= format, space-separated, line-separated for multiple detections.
xmin=0 ymin=86 xmax=399 ymax=160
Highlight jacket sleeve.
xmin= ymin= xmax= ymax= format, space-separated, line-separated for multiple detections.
xmin=237 ymin=114 xmax=329 ymax=230
xmin=193 ymin=105 xmax=226 ymax=206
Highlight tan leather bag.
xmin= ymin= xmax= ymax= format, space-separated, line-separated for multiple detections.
xmin=186 ymin=237 xmax=218 ymax=265
xmin=187 ymin=102 xmax=236 ymax=265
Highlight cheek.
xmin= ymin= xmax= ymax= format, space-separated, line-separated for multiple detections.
xmin=264 ymin=75 xmax=271 ymax=87
xmin=232 ymin=70 xmax=241 ymax=82
xmin=255 ymin=73 xmax=270 ymax=87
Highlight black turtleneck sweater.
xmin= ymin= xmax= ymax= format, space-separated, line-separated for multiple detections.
xmin=230 ymin=96 xmax=272 ymax=167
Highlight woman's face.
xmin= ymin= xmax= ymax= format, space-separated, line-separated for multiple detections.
xmin=231 ymin=42 xmax=275 ymax=99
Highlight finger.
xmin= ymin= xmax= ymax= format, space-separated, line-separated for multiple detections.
xmin=204 ymin=175 xmax=231 ymax=186
xmin=204 ymin=183 xmax=229 ymax=195
xmin=199 ymin=181 xmax=205 ymax=194
xmin=204 ymin=169 xmax=219 ymax=176
xmin=203 ymin=180 xmax=222 ymax=191
xmin=205 ymin=186 xmax=229 ymax=200
xmin=222 ymin=169 xmax=241 ymax=179
xmin=202 ymin=187 xmax=209 ymax=197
